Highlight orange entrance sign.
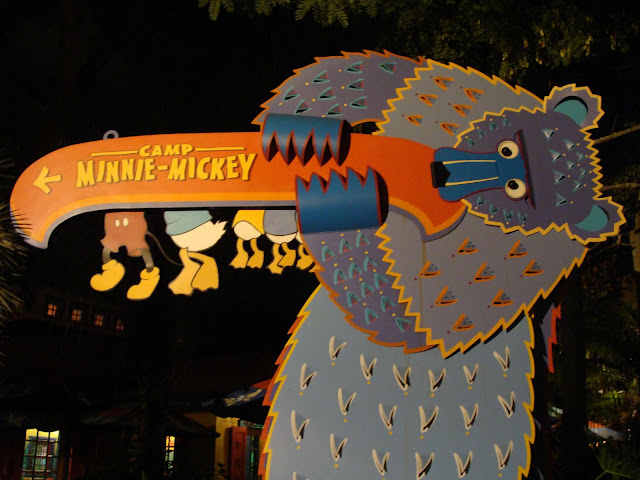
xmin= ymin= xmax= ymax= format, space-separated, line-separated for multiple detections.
xmin=11 ymin=131 xmax=463 ymax=248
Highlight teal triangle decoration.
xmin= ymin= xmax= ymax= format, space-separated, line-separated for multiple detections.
xmin=283 ymin=86 xmax=298 ymax=101
xmin=503 ymin=209 xmax=513 ymax=221
xmin=573 ymin=180 xmax=583 ymax=192
xmin=395 ymin=317 xmax=413 ymax=332
xmin=339 ymin=239 xmax=352 ymax=254
xmin=356 ymin=232 xmax=370 ymax=246
xmin=350 ymin=97 xmax=367 ymax=109
xmin=319 ymin=87 xmax=336 ymax=100
xmin=553 ymin=170 xmax=565 ymax=183
xmin=477 ymin=129 xmax=485 ymax=139
xmin=564 ymin=139 xmax=576 ymax=151
xmin=541 ymin=128 xmax=554 ymax=140
xmin=333 ymin=269 xmax=346 ymax=284
xmin=576 ymin=151 xmax=586 ymax=161
xmin=380 ymin=296 xmax=395 ymax=312
xmin=476 ymin=196 xmax=486 ymax=206
xmin=326 ymin=104 xmax=343 ymax=116
xmin=349 ymin=263 xmax=363 ymax=279
xmin=346 ymin=61 xmax=363 ymax=73
xmin=313 ymin=70 xmax=330 ymax=83
xmin=361 ymin=282 xmax=375 ymax=298
xmin=295 ymin=101 xmax=311 ymax=114
xmin=348 ymin=79 xmax=364 ymax=90
xmin=364 ymin=307 xmax=379 ymax=324
xmin=374 ymin=273 xmax=389 ymax=289
xmin=321 ymin=246 xmax=335 ymax=262
xmin=555 ymin=193 xmax=568 ymax=206
xmin=489 ymin=122 xmax=498 ymax=131
xmin=363 ymin=256 xmax=377 ymax=271
xmin=579 ymin=168 xmax=588 ymax=178
xmin=517 ymin=212 xmax=528 ymax=223
xmin=549 ymin=149 xmax=562 ymax=162
xmin=379 ymin=62 xmax=397 ymax=73
xmin=347 ymin=291 xmax=361 ymax=307
xmin=502 ymin=117 xmax=511 ymax=127
xmin=467 ymin=138 xmax=476 ymax=147
xmin=566 ymin=160 xmax=575 ymax=170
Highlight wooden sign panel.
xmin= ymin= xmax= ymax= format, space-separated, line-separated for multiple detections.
xmin=11 ymin=51 xmax=625 ymax=480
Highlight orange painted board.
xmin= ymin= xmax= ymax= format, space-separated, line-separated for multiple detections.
xmin=10 ymin=132 xmax=463 ymax=247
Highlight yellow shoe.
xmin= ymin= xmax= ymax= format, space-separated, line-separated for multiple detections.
xmin=230 ymin=238 xmax=250 ymax=268
xmin=127 ymin=267 xmax=160 ymax=300
xmin=279 ymin=243 xmax=297 ymax=267
xmin=169 ymin=249 xmax=198 ymax=296
xmin=246 ymin=238 xmax=264 ymax=269
xmin=90 ymin=259 xmax=125 ymax=292
xmin=190 ymin=253 xmax=220 ymax=291
xmin=268 ymin=244 xmax=284 ymax=274
xmin=296 ymin=244 xmax=315 ymax=270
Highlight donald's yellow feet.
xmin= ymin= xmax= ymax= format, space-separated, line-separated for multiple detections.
xmin=279 ymin=243 xmax=297 ymax=267
xmin=246 ymin=238 xmax=264 ymax=269
xmin=296 ymin=244 xmax=315 ymax=270
xmin=230 ymin=238 xmax=250 ymax=268
xmin=90 ymin=259 xmax=125 ymax=292
xmin=169 ymin=249 xmax=199 ymax=296
xmin=191 ymin=253 xmax=220 ymax=291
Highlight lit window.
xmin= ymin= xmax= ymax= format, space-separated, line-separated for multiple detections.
xmin=22 ymin=428 xmax=60 ymax=480
xmin=71 ymin=308 xmax=83 ymax=322
xmin=46 ymin=304 xmax=57 ymax=317
xmin=247 ymin=432 xmax=261 ymax=480
xmin=165 ymin=435 xmax=175 ymax=475
xmin=115 ymin=319 xmax=124 ymax=332
xmin=94 ymin=314 xmax=104 ymax=327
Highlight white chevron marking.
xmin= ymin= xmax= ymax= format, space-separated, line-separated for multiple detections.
xmin=459 ymin=404 xmax=479 ymax=430
xmin=338 ymin=387 xmax=357 ymax=415
xmin=493 ymin=347 xmax=510 ymax=371
xmin=360 ymin=354 xmax=377 ymax=381
xmin=497 ymin=391 xmax=516 ymax=418
xmin=419 ymin=405 xmax=439 ymax=432
xmin=329 ymin=336 xmax=346 ymax=360
xmin=393 ymin=364 xmax=411 ymax=391
xmin=415 ymin=452 xmax=434 ymax=479
xmin=290 ymin=410 xmax=309 ymax=443
xmin=372 ymin=449 xmax=390 ymax=475
xmin=378 ymin=403 xmax=397 ymax=430
xmin=453 ymin=451 xmax=473 ymax=477
xmin=330 ymin=433 xmax=348 ymax=461
xmin=463 ymin=364 xmax=478 ymax=384
xmin=494 ymin=441 xmax=513 ymax=469
xmin=299 ymin=363 xmax=317 ymax=390
xmin=428 ymin=368 xmax=446 ymax=392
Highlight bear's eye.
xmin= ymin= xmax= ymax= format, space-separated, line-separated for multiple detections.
xmin=505 ymin=178 xmax=527 ymax=199
xmin=498 ymin=140 xmax=519 ymax=159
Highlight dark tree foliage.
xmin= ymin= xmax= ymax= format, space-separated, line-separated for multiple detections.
xmin=199 ymin=0 xmax=640 ymax=83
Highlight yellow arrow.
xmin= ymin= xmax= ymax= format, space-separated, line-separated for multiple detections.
xmin=33 ymin=167 xmax=62 ymax=194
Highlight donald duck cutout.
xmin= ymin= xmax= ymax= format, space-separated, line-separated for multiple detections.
xmin=163 ymin=210 xmax=226 ymax=296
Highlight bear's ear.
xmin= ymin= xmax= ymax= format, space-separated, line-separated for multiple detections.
xmin=544 ymin=85 xmax=603 ymax=130
xmin=570 ymin=196 xmax=625 ymax=244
